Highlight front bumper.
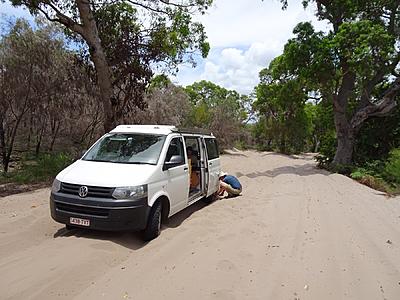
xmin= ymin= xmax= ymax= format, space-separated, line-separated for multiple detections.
xmin=50 ymin=192 xmax=150 ymax=231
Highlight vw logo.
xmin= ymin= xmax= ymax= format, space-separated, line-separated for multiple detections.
xmin=79 ymin=186 xmax=88 ymax=198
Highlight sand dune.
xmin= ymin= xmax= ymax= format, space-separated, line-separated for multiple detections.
xmin=1 ymin=151 xmax=399 ymax=299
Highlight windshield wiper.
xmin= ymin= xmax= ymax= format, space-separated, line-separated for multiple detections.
xmin=120 ymin=161 xmax=154 ymax=165
xmin=85 ymin=159 xmax=110 ymax=162
xmin=85 ymin=159 xmax=154 ymax=165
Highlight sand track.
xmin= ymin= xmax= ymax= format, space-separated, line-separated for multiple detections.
xmin=1 ymin=151 xmax=399 ymax=299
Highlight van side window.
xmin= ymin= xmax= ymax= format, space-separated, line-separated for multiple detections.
xmin=165 ymin=137 xmax=185 ymax=164
xmin=205 ymin=138 xmax=219 ymax=160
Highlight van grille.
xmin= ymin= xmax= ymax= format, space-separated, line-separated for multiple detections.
xmin=60 ymin=182 xmax=114 ymax=198
xmin=55 ymin=202 xmax=109 ymax=217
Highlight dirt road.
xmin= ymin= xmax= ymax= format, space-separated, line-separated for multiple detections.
xmin=1 ymin=151 xmax=400 ymax=300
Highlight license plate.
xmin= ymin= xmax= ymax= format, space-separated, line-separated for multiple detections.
xmin=70 ymin=217 xmax=90 ymax=227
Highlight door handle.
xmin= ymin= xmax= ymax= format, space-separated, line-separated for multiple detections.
xmin=209 ymin=162 xmax=213 ymax=166
xmin=184 ymin=167 xmax=188 ymax=171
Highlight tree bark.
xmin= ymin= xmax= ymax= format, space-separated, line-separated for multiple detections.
xmin=49 ymin=122 xmax=60 ymax=152
xmin=333 ymin=110 xmax=354 ymax=164
xmin=0 ymin=114 xmax=7 ymax=172
xmin=75 ymin=0 xmax=115 ymax=132
xmin=332 ymin=78 xmax=400 ymax=165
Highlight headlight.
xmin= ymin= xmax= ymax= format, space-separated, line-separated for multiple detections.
xmin=112 ymin=185 xmax=148 ymax=200
xmin=51 ymin=179 xmax=61 ymax=193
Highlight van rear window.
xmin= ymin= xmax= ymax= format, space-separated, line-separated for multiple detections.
xmin=205 ymin=138 xmax=219 ymax=160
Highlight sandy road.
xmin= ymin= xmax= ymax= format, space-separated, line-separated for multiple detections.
xmin=0 ymin=151 xmax=400 ymax=300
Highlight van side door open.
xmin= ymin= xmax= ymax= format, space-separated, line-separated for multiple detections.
xmin=205 ymin=138 xmax=220 ymax=196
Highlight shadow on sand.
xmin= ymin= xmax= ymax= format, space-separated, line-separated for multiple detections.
xmin=237 ymin=163 xmax=330 ymax=179
xmin=261 ymin=152 xmax=316 ymax=161
xmin=53 ymin=199 xmax=211 ymax=250
xmin=53 ymin=226 xmax=147 ymax=250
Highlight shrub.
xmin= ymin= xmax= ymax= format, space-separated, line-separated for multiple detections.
xmin=351 ymin=165 xmax=392 ymax=193
xmin=0 ymin=153 xmax=73 ymax=184
xmin=384 ymin=148 xmax=400 ymax=184
xmin=315 ymin=154 xmax=332 ymax=169
xmin=350 ymin=169 xmax=367 ymax=180
xmin=357 ymin=175 xmax=389 ymax=192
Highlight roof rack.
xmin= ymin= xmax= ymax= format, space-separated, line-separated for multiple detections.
xmin=172 ymin=127 xmax=214 ymax=136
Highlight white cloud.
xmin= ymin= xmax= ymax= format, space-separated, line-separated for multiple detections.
xmin=175 ymin=0 xmax=330 ymax=94
xmin=182 ymin=42 xmax=280 ymax=94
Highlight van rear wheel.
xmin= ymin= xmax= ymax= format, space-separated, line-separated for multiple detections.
xmin=143 ymin=201 xmax=162 ymax=241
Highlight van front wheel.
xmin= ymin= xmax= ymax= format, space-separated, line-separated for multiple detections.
xmin=143 ymin=201 xmax=162 ymax=241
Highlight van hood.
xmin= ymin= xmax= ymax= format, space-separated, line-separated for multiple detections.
xmin=57 ymin=160 xmax=157 ymax=187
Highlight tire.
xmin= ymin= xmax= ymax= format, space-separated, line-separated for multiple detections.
xmin=143 ymin=201 xmax=162 ymax=241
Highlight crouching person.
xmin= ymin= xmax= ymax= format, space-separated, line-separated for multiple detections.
xmin=218 ymin=171 xmax=242 ymax=198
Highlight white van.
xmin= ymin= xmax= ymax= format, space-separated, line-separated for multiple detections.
xmin=50 ymin=125 xmax=221 ymax=240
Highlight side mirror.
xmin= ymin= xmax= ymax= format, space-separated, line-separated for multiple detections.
xmin=163 ymin=155 xmax=184 ymax=170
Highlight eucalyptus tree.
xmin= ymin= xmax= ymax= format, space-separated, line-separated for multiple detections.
xmin=0 ymin=19 xmax=65 ymax=171
xmin=277 ymin=0 xmax=400 ymax=164
xmin=0 ymin=18 xmax=100 ymax=172
xmin=138 ymin=79 xmax=191 ymax=126
xmin=185 ymin=80 xmax=248 ymax=147
xmin=10 ymin=0 xmax=212 ymax=131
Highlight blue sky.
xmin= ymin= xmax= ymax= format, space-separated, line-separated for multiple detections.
xmin=0 ymin=0 xmax=329 ymax=95
xmin=0 ymin=1 xmax=30 ymax=19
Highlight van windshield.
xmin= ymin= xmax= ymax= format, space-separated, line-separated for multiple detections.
xmin=83 ymin=133 xmax=166 ymax=165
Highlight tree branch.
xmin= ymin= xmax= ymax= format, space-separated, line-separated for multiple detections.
xmin=359 ymin=52 xmax=400 ymax=109
xmin=127 ymin=0 xmax=168 ymax=14
xmin=37 ymin=1 xmax=85 ymax=36
xmin=351 ymin=77 xmax=400 ymax=130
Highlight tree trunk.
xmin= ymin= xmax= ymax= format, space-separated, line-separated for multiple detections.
xmin=35 ymin=124 xmax=45 ymax=157
xmin=313 ymin=136 xmax=320 ymax=153
xmin=0 ymin=114 xmax=7 ymax=172
xmin=333 ymin=110 xmax=354 ymax=165
xmin=49 ymin=122 xmax=60 ymax=152
xmin=279 ymin=131 xmax=286 ymax=154
xmin=76 ymin=0 xmax=115 ymax=132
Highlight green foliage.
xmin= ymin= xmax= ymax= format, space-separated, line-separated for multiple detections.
xmin=318 ymin=131 xmax=337 ymax=159
xmin=333 ymin=20 xmax=395 ymax=78
xmin=354 ymin=106 xmax=400 ymax=163
xmin=0 ymin=153 xmax=73 ymax=184
xmin=147 ymin=74 xmax=172 ymax=92
xmin=384 ymin=148 xmax=400 ymax=184
xmin=350 ymin=169 xmax=365 ymax=180
xmin=352 ymin=173 xmax=390 ymax=193
xmin=351 ymin=160 xmax=384 ymax=179
xmin=254 ymin=63 xmax=312 ymax=154
xmin=273 ymin=1 xmax=400 ymax=164
xmin=184 ymin=80 xmax=249 ymax=148
xmin=350 ymin=162 xmax=392 ymax=193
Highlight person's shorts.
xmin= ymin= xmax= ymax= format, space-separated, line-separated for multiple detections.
xmin=220 ymin=181 xmax=241 ymax=196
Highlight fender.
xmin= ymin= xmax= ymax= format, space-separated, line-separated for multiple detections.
xmin=148 ymin=190 xmax=170 ymax=208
